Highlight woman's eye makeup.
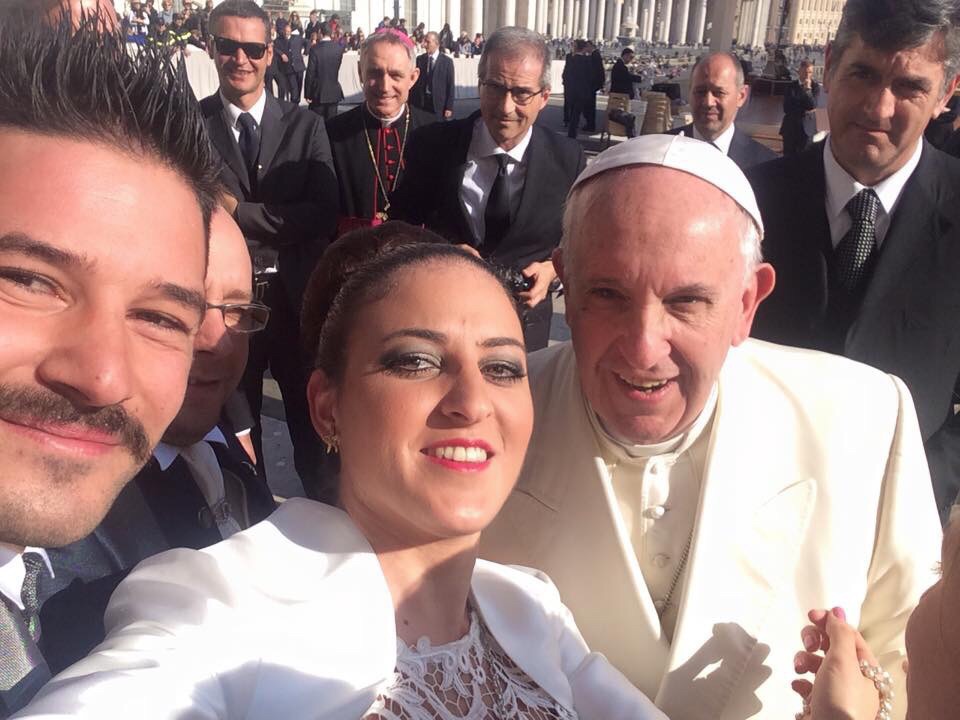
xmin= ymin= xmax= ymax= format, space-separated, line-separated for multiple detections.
xmin=379 ymin=349 xmax=442 ymax=377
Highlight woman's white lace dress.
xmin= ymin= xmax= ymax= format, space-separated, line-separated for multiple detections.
xmin=364 ymin=610 xmax=579 ymax=720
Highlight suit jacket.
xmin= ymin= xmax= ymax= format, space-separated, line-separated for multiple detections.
xmin=325 ymin=103 xmax=436 ymax=226
xmin=411 ymin=51 xmax=455 ymax=118
xmin=610 ymin=58 xmax=643 ymax=99
xmin=36 ymin=430 xmax=276 ymax=676
xmin=779 ymin=80 xmax=819 ymax=145
xmin=668 ymin=123 xmax=777 ymax=170
xmin=199 ymin=92 xmax=338 ymax=308
xmin=274 ymin=34 xmax=306 ymax=75
xmin=389 ymin=111 xmax=586 ymax=271
xmin=481 ymin=340 xmax=940 ymax=720
xmin=304 ymin=39 xmax=343 ymax=105
xmin=563 ymin=54 xmax=595 ymax=103
xmin=748 ymin=142 xmax=960 ymax=519
xmin=22 ymin=500 xmax=667 ymax=720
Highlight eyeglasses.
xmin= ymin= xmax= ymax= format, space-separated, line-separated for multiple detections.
xmin=206 ymin=302 xmax=270 ymax=333
xmin=480 ymin=80 xmax=545 ymax=106
xmin=214 ymin=36 xmax=268 ymax=60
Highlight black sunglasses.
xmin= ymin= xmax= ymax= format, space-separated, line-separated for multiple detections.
xmin=214 ymin=36 xmax=268 ymax=60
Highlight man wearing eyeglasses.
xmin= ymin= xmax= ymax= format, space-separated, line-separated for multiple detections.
xmin=200 ymin=0 xmax=338 ymax=500
xmin=390 ymin=26 xmax=585 ymax=350
xmin=35 ymin=207 xmax=277 ymax=677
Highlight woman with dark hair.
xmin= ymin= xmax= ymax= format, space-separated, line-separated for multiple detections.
xmin=20 ymin=224 xmax=666 ymax=720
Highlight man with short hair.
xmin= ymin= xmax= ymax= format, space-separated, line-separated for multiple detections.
xmin=202 ymin=0 xmax=338 ymax=499
xmin=779 ymin=58 xmax=820 ymax=155
xmin=325 ymin=29 xmax=434 ymax=235
xmin=304 ymin=21 xmax=344 ymax=120
xmin=668 ymin=50 xmax=776 ymax=169
xmin=610 ymin=47 xmax=644 ymax=97
xmin=274 ymin=19 xmax=306 ymax=104
xmin=482 ymin=135 xmax=940 ymax=719
xmin=410 ymin=31 xmax=455 ymax=120
xmin=749 ymin=0 xmax=960 ymax=522
xmin=390 ymin=26 xmax=585 ymax=350
xmin=0 ymin=12 xmax=218 ymax=716
xmin=37 ymin=208 xmax=276 ymax=677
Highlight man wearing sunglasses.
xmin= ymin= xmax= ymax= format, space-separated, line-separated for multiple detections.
xmin=36 ymin=208 xmax=277 ymax=677
xmin=199 ymin=0 xmax=338 ymax=501
xmin=390 ymin=26 xmax=585 ymax=350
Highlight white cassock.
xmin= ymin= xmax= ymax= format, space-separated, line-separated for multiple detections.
xmin=481 ymin=338 xmax=941 ymax=720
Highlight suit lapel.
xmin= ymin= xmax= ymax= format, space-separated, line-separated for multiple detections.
xmin=509 ymin=126 xmax=542 ymax=232
xmin=453 ymin=114 xmax=480 ymax=245
xmin=202 ymin=95 xmax=251 ymax=195
xmin=855 ymin=143 xmax=945 ymax=321
xmin=256 ymin=94 xmax=286 ymax=182
xmin=656 ymin=349 xmax=816 ymax=719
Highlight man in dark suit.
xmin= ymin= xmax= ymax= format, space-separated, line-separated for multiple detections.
xmin=326 ymin=28 xmax=434 ymax=234
xmin=584 ymin=41 xmax=604 ymax=132
xmin=779 ymin=58 xmax=821 ymax=156
xmin=202 ymin=0 xmax=338 ymax=501
xmin=610 ymin=47 xmax=644 ymax=98
xmin=564 ymin=40 xmax=593 ymax=139
xmin=304 ymin=21 xmax=344 ymax=119
xmin=38 ymin=208 xmax=276 ymax=676
xmin=0 ymin=6 xmax=219 ymax=715
xmin=411 ymin=31 xmax=455 ymax=120
xmin=668 ymin=50 xmax=777 ymax=170
xmin=274 ymin=20 xmax=306 ymax=104
xmin=390 ymin=27 xmax=586 ymax=350
xmin=748 ymin=0 xmax=960 ymax=522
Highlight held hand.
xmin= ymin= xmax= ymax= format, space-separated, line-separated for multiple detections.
xmin=443 ymin=109 xmax=453 ymax=119
xmin=517 ymin=260 xmax=556 ymax=309
xmin=281 ymin=53 xmax=289 ymax=62
xmin=792 ymin=608 xmax=882 ymax=720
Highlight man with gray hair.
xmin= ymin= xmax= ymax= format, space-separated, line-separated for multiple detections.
xmin=391 ymin=26 xmax=585 ymax=349
xmin=668 ymin=50 xmax=776 ymax=169
xmin=410 ymin=30 xmax=455 ymax=120
xmin=749 ymin=0 xmax=960 ymax=524
xmin=326 ymin=29 xmax=435 ymax=235
xmin=482 ymin=134 xmax=940 ymax=719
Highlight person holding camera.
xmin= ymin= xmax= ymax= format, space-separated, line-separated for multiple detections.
xmin=389 ymin=26 xmax=585 ymax=350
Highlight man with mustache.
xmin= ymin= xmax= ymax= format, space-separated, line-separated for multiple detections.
xmin=748 ymin=0 xmax=960 ymax=523
xmin=36 ymin=208 xmax=277 ymax=677
xmin=0 ymin=11 xmax=218 ymax=716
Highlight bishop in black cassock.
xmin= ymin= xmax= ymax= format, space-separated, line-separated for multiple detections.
xmin=326 ymin=102 xmax=435 ymax=236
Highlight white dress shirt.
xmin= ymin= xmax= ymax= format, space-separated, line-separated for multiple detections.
xmin=460 ymin=117 xmax=533 ymax=243
xmin=693 ymin=121 xmax=736 ymax=156
xmin=589 ymin=386 xmax=718 ymax=642
xmin=153 ymin=428 xmax=241 ymax=540
xmin=0 ymin=545 xmax=53 ymax=611
xmin=823 ymin=135 xmax=923 ymax=248
xmin=220 ymin=89 xmax=267 ymax=144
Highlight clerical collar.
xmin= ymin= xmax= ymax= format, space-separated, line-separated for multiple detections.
xmin=154 ymin=426 xmax=228 ymax=471
xmin=365 ymin=103 xmax=406 ymax=128
xmin=588 ymin=384 xmax=718 ymax=462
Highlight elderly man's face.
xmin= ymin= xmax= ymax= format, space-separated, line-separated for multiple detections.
xmin=479 ymin=50 xmax=549 ymax=151
xmin=0 ymin=130 xmax=207 ymax=548
xmin=557 ymin=167 xmax=774 ymax=444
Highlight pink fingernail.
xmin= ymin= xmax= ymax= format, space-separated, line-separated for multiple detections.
xmin=832 ymin=607 xmax=846 ymax=621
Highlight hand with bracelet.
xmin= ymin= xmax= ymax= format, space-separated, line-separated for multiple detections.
xmin=791 ymin=607 xmax=889 ymax=720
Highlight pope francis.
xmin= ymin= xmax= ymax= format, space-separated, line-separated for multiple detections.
xmin=480 ymin=135 xmax=942 ymax=720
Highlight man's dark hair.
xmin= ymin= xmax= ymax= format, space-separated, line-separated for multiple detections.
xmin=209 ymin=0 xmax=270 ymax=43
xmin=832 ymin=0 xmax=960 ymax=83
xmin=0 ymin=9 xmax=220 ymax=244
xmin=621 ymin=47 xmax=635 ymax=58
xmin=319 ymin=21 xmax=331 ymax=37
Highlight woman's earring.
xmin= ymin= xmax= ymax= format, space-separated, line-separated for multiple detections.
xmin=321 ymin=431 xmax=339 ymax=454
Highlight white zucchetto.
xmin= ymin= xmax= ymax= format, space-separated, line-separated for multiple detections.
xmin=570 ymin=134 xmax=765 ymax=239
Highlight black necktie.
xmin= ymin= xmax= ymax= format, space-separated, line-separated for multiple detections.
xmin=836 ymin=189 xmax=880 ymax=295
xmin=237 ymin=112 xmax=260 ymax=183
xmin=0 ymin=553 xmax=51 ymax=716
xmin=428 ymin=55 xmax=435 ymax=75
xmin=483 ymin=154 xmax=511 ymax=251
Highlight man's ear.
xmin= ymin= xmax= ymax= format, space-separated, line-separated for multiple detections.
xmin=552 ymin=247 xmax=566 ymax=288
xmin=306 ymin=368 xmax=338 ymax=439
xmin=733 ymin=262 xmax=776 ymax=345
xmin=935 ymin=73 xmax=960 ymax=118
